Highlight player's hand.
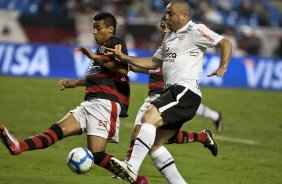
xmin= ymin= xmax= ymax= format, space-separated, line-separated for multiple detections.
xmin=207 ymin=66 xmax=227 ymax=77
xmin=59 ymin=78 xmax=77 ymax=91
xmin=105 ymin=44 xmax=123 ymax=61
xmin=78 ymin=47 xmax=97 ymax=60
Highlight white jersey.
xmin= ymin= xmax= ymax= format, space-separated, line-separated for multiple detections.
xmin=154 ymin=20 xmax=223 ymax=96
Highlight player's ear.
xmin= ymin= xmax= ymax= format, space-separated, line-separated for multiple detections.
xmin=108 ymin=26 xmax=114 ymax=34
xmin=181 ymin=13 xmax=187 ymax=21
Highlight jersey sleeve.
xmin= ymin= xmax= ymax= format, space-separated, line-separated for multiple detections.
xmin=192 ymin=24 xmax=223 ymax=48
xmin=153 ymin=44 xmax=164 ymax=60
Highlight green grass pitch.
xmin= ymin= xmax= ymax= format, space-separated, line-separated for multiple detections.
xmin=0 ymin=76 xmax=281 ymax=184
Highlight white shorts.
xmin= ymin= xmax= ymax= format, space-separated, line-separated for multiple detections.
xmin=134 ymin=94 xmax=160 ymax=126
xmin=70 ymin=99 xmax=121 ymax=143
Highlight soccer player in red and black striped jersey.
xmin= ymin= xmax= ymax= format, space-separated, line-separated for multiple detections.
xmin=0 ymin=12 xmax=147 ymax=184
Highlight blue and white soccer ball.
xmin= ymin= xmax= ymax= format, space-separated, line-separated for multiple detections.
xmin=67 ymin=147 xmax=94 ymax=174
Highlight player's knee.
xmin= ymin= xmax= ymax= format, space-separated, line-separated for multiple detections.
xmin=141 ymin=106 xmax=162 ymax=126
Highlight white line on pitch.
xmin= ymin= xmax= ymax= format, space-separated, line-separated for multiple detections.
xmin=215 ymin=135 xmax=258 ymax=145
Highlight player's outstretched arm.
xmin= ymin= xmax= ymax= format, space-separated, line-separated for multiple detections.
xmin=79 ymin=47 xmax=128 ymax=76
xmin=129 ymin=65 xmax=149 ymax=74
xmin=59 ymin=78 xmax=86 ymax=91
xmin=207 ymin=38 xmax=232 ymax=77
xmin=105 ymin=47 xmax=161 ymax=70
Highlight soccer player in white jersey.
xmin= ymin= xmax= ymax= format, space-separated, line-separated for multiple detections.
xmin=107 ymin=0 xmax=232 ymax=183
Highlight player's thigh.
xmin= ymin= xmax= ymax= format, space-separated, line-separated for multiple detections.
xmin=57 ymin=113 xmax=81 ymax=137
xmin=134 ymin=94 xmax=159 ymax=126
xmin=141 ymin=104 xmax=164 ymax=127
xmin=87 ymin=135 xmax=107 ymax=153
xmin=84 ymin=99 xmax=121 ymax=143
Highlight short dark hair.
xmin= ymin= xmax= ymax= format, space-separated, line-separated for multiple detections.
xmin=93 ymin=13 xmax=117 ymax=34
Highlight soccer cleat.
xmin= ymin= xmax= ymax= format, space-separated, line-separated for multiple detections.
xmin=112 ymin=175 xmax=122 ymax=180
xmin=214 ymin=112 xmax=223 ymax=132
xmin=110 ymin=157 xmax=138 ymax=183
xmin=202 ymin=130 xmax=218 ymax=157
xmin=133 ymin=175 xmax=149 ymax=184
xmin=0 ymin=125 xmax=21 ymax=155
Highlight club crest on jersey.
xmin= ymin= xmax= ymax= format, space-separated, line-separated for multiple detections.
xmin=98 ymin=45 xmax=106 ymax=54
xmin=178 ymin=32 xmax=187 ymax=40
xmin=121 ymin=77 xmax=127 ymax=81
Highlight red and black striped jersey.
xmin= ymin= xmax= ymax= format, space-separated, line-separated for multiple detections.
xmin=148 ymin=68 xmax=165 ymax=95
xmin=84 ymin=37 xmax=130 ymax=117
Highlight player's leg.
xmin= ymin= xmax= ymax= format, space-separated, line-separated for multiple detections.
xmin=84 ymin=99 xmax=148 ymax=184
xmin=166 ymin=129 xmax=218 ymax=156
xmin=149 ymin=129 xmax=187 ymax=184
xmin=111 ymin=105 xmax=162 ymax=183
xmin=167 ymin=130 xmax=208 ymax=144
xmin=0 ymin=113 xmax=81 ymax=155
xmin=125 ymin=95 xmax=153 ymax=161
xmin=196 ymin=103 xmax=223 ymax=132
xmin=84 ymin=99 xmax=122 ymax=175
xmin=87 ymin=135 xmax=148 ymax=184
xmin=111 ymin=86 xmax=201 ymax=183
xmin=125 ymin=125 xmax=141 ymax=161
xmin=87 ymin=135 xmax=122 ymax=176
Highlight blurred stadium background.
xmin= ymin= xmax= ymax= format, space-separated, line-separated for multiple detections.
xmin=1 ymin=1 xmax=282 ymax=184
xmin=0 ymin=0 xmax=282 ymax=90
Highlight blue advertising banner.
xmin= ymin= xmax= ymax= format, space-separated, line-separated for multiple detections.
xmin=0 ymin=42 xmax=281 ymax=90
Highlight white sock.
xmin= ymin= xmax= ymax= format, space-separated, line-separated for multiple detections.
xmin=150 ymin=146 xmax=187 ymax=184
xmin=196 ymin=104 xmax=219 ymax=121
xmin=128 ymin=123 xmax=156 ymax=173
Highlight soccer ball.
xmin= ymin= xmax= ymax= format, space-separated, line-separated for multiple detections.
xmin=67 ymin=147 xmax=94 ymax=174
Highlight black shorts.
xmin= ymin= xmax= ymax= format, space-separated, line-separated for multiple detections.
xmin=151 ymin=85 xmax=201 ymax=130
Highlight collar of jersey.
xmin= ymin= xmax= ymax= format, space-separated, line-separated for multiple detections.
xmin=175 ymin=20 xmax=194 ymax=33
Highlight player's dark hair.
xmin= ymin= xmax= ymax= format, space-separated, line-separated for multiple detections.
xmin=93 ymin=12 xmax=117 ymax=34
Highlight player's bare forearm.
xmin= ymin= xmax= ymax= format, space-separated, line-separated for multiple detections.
xmin=218 ymin=38 xmax=232 ymax=70
xmin=75 ymin=79 xmax=87 ymax=86
xmin=59 ymin=78 xmax=86 ymax=91
xmin=105 ymin=47 xmax=161 ymax=70
xmin=208 ymin=38 xmax=232 ymax=77
xmin=121 ymin=55 xmax=160 ymax=70
xmin=129 ymin=65 xmax=149 ymax=74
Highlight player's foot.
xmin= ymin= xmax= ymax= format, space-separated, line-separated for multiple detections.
xmin=110 ymin=157 xmax=137 ymax=183
xmin=133 ymin=175 xmax=149 ymax=184
xmin=214 ymin=112 xmax=223 ymax=132
xmin=0 ymin=125 xmax=21 ymax=155
xmin=202 ymin=130 xmax=218 ymax=156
